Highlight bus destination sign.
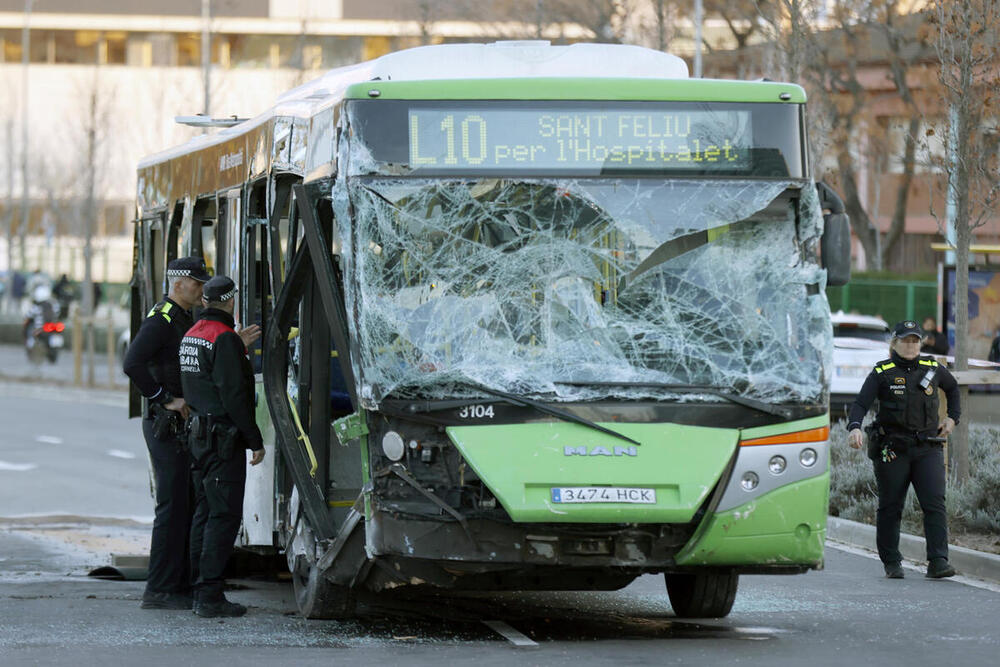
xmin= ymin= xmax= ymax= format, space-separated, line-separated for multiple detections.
xmin=408 ymin=108 xmax=753 ymax=173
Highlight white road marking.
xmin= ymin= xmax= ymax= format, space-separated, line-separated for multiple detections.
xmin=35 ymin=435 xmax=64 ymax=444
xmin=106 ymin=450 xmax=137 ymax=460
xmin=0 ymin=461 xmax=38 ymax=472
xmin=483 ymin=620 xmax=539 ymax=647
xmin=826 ymin=540 xmax=1000 ymax=593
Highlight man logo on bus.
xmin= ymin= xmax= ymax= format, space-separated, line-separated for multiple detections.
xmin=564 ymin=445 xmax=637 ymax=457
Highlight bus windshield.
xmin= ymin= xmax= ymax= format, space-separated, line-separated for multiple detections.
xmin=335 ymin=175 xmax=831 ymax=408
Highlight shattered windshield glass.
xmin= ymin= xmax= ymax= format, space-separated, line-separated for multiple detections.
xmin=333 ymin=173 xmax=832 ymax=409
xmin=332 ymin=101 xmax=831 ymax=410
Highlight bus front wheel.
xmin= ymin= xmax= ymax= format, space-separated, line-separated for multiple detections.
xmin=292 ymin=555 xmax=356 ymax=620
xmin=664 ymin=570 xmax=738 ymax=618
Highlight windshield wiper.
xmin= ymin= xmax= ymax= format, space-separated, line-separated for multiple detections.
xmin=554 ymin=381 xmax=794 ymax=418
xmin=397 ymin=380 xmax=641 ymax=446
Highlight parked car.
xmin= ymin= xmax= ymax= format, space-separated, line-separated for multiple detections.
xmin=830 ymin=311 xmax=891 ymax=415
xmin=830 ymin=311 xmax=1000 ymax=415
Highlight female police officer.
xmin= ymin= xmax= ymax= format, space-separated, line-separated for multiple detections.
xmin=846 ymin=320 xmax=961 ymax=579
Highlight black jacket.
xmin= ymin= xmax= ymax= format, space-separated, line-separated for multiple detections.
xmin=123 ymin=297 xmax=193 ymax=403
xmin=179 ymin=308 xmax=263 ymax=452
xmin=847 ymin=351 xmax=960 ymax=435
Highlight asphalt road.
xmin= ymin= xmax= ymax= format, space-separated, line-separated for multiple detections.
xmin=1 ymin=377 xmax=998 ymax=665
xmin=0 ymin=382 xmax=147 ymax=521
xmin=0 ymin=530 xmax=997 ymax=666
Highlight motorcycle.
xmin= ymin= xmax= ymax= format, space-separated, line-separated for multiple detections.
xmin=24 ymin=286 xmax=65 ymax=364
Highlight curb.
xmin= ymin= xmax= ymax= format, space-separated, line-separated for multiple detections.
xmin=827 ymin=516 xmax=1000 ymax=583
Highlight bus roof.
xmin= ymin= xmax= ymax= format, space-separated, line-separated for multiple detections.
xmin=346 ymin=78 xmax=806 ymax=102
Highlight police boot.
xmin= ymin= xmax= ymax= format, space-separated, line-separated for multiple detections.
xmin=140 ymin=591 xmax=194 ymax=610
xmin=925 ymin=558 xmax=956 ymax=578
xmin=883 ymin=562 xmax=904 ymax=579
xmin=193 ymin=596 xmax=247 ymax=618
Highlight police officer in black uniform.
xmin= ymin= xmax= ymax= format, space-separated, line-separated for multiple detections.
xmin=180 ymin=275 xmax=264 ymax=618
xmin=846 ymin=320 xmax=961 ymax=579
xmin=123 ymin=256 xmax=210 ymax=609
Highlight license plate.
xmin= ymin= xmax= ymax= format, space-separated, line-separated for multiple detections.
xmin=48 ymin=334 xmax=64 ymax=347
xmin=551 ymin=487 xmax=656 ymax=504
xmin=835 ymin=365 xmax=867 ymax=378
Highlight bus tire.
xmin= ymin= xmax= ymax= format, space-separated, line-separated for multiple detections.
xmin=292 ymin=555 xmax=356 ymax=620
xmin=664 ymin=570 xmax=738 ymax=618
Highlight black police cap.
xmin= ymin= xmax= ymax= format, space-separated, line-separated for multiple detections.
xmin=166 ymin=256 xmax=211 ymax=282
xmin=203 ymin=275 xmax=237 ymax=302
xmin=892 ymin=320 xmax=923 ymax=339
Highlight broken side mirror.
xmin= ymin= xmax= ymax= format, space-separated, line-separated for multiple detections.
xmin=816 ymin=182 xmax=851 ymax=287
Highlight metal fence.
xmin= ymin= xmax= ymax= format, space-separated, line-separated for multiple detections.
xmin=826 ymin=279 xmax=937 ymax=324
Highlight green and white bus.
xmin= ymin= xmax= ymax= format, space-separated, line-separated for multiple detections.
xmin=131 ymin=41 xmax=850 ymax=619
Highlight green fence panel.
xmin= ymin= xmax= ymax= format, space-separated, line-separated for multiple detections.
xmin=827 ymin=279 xmax=937 ymax=325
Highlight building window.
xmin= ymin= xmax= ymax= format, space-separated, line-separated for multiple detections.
xmin=29 ymin=29 xmax=54 ymax=63
xmin=1 ymin=29 xmax=22 ymax=62
xmin=103 ymin=31 xmax=127 ymax=65
xmin=52 ymin=30 xmax=98 ymax=64
xmin=176 ymin=33 xmax=200 ymax=67
xmin=302 ymin=44 xmax=322 ymax=70
xmin=127 ymin=35 xmax=153 ymax=67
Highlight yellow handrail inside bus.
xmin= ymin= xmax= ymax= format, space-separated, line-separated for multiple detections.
xmin=287 ymin=391 xmax=318 ymax=478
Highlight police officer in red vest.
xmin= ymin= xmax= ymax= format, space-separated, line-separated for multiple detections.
xmin=180 ymin=275 xmax=264 ymax=617
xmin=846 ymin=320 xmax=961 ymax=580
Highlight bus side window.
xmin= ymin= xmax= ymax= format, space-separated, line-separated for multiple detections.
xmin=270 ymin=176 xmax=297 ymax=288
xmin=145 ymin=213 xmax=166 ymax=306
xmin=190 ymin=197 xmax=217 ymax=276
xmin=245 ymin=183 xmax=268 ymax=373
xmin=165 ymin=202 xmax=183 ymax=265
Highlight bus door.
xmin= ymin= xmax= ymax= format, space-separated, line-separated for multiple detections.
xmin=240 ymin=180 xmax=279 ymax=548
xmin=221 ymin=189 xmax=242 ymax=308
xmin=128 ymin=209 xmax=167 ymax=419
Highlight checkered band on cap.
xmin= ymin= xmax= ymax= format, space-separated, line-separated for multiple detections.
xmin=167 ymin=269 xmax=193 ymax=278
xmin=212 ymin=287 xmax=237 ymax=302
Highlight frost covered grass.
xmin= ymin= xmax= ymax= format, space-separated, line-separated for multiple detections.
xmin=829 ymin=421 xmax=1000 ymax=540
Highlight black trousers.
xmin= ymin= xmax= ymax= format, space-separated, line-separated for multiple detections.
xmin=190 ymin=453 xmax=246 ymax=602
xmin=142 ymin=417 xmax=192 ymax=595
xmin=873 ymin=440 xmax=949 ymax=564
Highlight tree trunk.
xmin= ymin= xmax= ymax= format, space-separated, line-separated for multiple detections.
xmin=949 ymin=102 xmax=974 ymax=484
xmin=83 ymin=86 xmax=98 ymax=388
xmin=837 ymin=151 xmax=881 ymax=270
xmin=881 ymin=115 xmax=919 ymax=267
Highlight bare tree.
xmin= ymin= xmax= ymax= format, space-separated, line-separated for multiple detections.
xmin=925 ymin=0 xmax=1000 ymax=483
xmin=62 ymin=69 xmax=115 ymax=386
xmin=747 ymin=2 xmax=933 ymax=272
xmin=873 ymin=3 xmax=930 ymax=268
xmin=706 ymin=0 xmax=770 ymax=51
xmin=2 ymin=116 xmax=15 ymax=313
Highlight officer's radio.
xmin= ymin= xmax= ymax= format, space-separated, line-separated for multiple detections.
xmin=919 ymin=367 xmax=937 ymax=390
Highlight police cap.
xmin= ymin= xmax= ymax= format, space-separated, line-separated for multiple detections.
xmin=892 ymin=320 xmax=923 ymax=340
xmin=203 ymin=275 xmax=237 ymax=302
xmin=166 ymin=256 xmax=211 ymax=282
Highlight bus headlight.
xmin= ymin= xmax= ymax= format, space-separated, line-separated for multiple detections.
xmin=799 ymin=448 xmax=818 ymax=467
xmin=740 ymin=471 xmax=759 ymax=491
xmin=768 ymin=455 xmax=787 ymax=475
xmin=382 ymin=431 xmax=405 ymax=461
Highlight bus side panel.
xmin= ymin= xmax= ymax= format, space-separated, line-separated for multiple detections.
xmin=240 ymin=379 xmax=277 ymax=547
xmin=674 ymin=473 xmax=829 ymax=567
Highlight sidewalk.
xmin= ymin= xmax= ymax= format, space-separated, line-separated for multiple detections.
xmin=827 ymin=516 xmax=1000 ymax=584
xmin=0 ymin=343 xmax=127 ymax=389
